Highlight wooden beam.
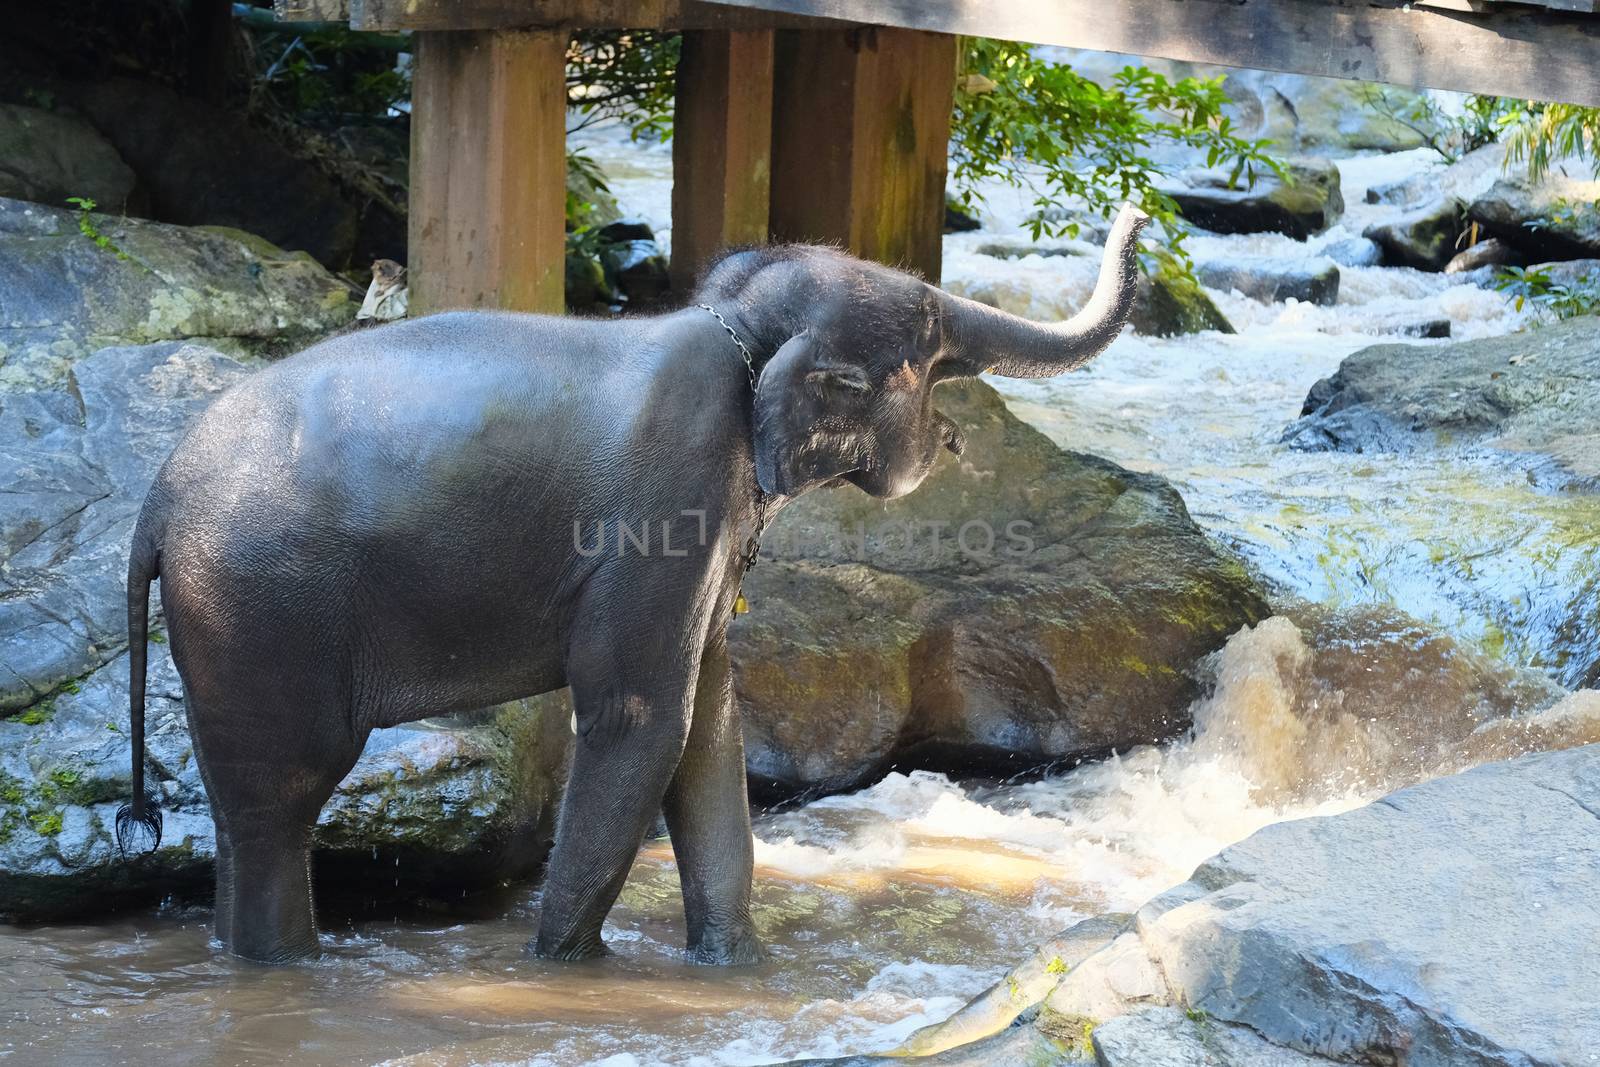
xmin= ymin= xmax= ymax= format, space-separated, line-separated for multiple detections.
xmin=670 ymin=29 xmax=775 ymax=291
xmin=769 ymin=27 xmax=955 ymax=281
xmin=348 ymin=0 xmax=851 ymax=32
xmin=704 ymin=0 xmax=1600 ymax=106
xmin=408 ymin=29 xmax=567 ymax=314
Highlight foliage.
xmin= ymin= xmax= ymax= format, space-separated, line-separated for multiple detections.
xmin=1496 ymin=265 xmax=1600 ymax=320
xmin=1360 ymin=87 xmax=1518 ymax=165
xmin=1500 ymin=102 xmax=1600 ymax=182
xmin=948 ymin=39 xmax=1283 ymax=264
xmin=250 ymin=25 xmax=411 ymax=119
xmin=66 ymin=197 xmax=128 ymax=260
xmin=565 ymin=31 xmax=679 ymax=139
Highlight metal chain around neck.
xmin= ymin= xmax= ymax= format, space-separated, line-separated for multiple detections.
xmin=697 ymin=303 xmax=758 ymax=393
xmin=696 ymin=302 xmax=769 ymax=580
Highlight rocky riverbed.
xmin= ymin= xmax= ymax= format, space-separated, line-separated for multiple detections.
xmin=2 ymin=44 xmax=1599 ymax=1067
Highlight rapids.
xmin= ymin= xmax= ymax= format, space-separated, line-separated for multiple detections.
xmin=5 ymin=124 xmax=1598 ymax=1067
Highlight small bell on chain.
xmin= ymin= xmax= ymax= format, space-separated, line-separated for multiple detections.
xmin=733 ymin=591 xmax=749 ymax=615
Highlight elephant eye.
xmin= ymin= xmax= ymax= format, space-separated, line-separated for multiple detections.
xmin=804 ymin=367 xmax=871 ymax=394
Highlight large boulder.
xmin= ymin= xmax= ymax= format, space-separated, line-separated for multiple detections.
xmin=1362 ymin=198 xmax=1464 ymax=271
xmin=0 ymin=103 xmax=137 ymax=213
xmin=1469 ymin=173 xmax=1600 ymax=262
xmin=1283 ymin=316 xmax=1600 ymax=484
xmin=1166 ymin=159 xmax=1343 ymax=240
xmin=1196 ymin=256 xmax=1339 ymax=306
xmin=731 ymin=382 xmax=1269 ymax=798
xmin=73 ymin=79 xmax=361 ymax=268
xmin=1132 ymin=268 xmax=1236 ymax=337
xmin=1033 ymin=743 xmax=1600 ymax=1066
xmin=0 ymin=197 xmax=356 ymax=391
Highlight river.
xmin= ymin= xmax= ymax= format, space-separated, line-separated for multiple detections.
xmin=4 ymin=129 xmax=1597 ymax=1066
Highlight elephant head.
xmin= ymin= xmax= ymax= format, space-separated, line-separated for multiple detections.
xmin=695 ymin=203 xmax=1150 ymax=499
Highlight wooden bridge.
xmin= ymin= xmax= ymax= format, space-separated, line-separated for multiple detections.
xmin=275 ymin=0 xmax=1600 ymax=314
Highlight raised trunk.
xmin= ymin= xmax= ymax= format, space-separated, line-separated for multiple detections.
xmin=939 ymin=203 xmax=1150 ymax=378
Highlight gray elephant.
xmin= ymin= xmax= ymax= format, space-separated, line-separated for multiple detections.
xmin=116 ymin=204 xmax=1149 ymax=965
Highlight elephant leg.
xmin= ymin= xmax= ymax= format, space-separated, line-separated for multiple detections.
xmin=212 ymin=826 xmax=236 ymax=948
xmin=189 ymin=697 xmax=368 ymax=964
xmin=663 ymin=634 xmax=761 ymax=965
xmin=531 ymin=571 xmax=704 ymax=961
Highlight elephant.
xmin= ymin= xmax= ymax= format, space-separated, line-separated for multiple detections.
xmin=115 ymin=203 xmax=1149 ymax=965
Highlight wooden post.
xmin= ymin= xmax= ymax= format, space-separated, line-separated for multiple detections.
xmin=409 ymin=29 xmax=567 ymax=314
xmin=671 ymin=29 xmax=776 ymax=291
xmin=769 ymin=27 xmax=956 ymax=281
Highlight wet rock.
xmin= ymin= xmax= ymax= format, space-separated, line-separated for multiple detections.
xmin=1445 ymin=236 xmax=1521 ymax=274
xmin=1362 ymin=198 xmax=1464 ymax=271
xmin=1092 ymin=1008 xmax=1337 ymax=1066
xmin=0 ymin=103 xmax=137 ymax=213
xmin=603 ymin=239 xmax=670 ymax=306
xmin=973 ymin=241 xmax=1090 ymax=261
xmin=944 ymin=199 xmax=982 ymax=233
xmin=74 ymin=79 xmax=360 ymax=268
xmin=1284 ymin=316 xmax=1600 ymax=480
xmin=1469 ymin=173 xmax=1600 ymax=262
xmin=1166 ymin=159 xmax=1343 ymax=240
xmin=1038 ymin=745 xmax=1600 ymax=1066
xmin=1196 ymin=256 xmax=1339 ymax=306
xmin=0 ymin=197 xmax=356 ymax=391
xmin=1132 ymin=268 xmax=1236 ymax=337
xmin=893 ymin=912 xmax=1133 ymax=1057
xmin=733 ymin=382 xmax=1269 ymax=798
xmin=1398 ymin=318 xmax=1451 ymax=339
xmin=1320 ymin=236 xmax=1381 ymax=268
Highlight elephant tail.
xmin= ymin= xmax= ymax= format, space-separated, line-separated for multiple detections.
xmin=116 ymin=512 xmax=164 ymax=856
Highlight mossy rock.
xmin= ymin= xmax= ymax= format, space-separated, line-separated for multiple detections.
xmin=732 ymin=381 xmax=1268 ymax=798
xmin=1131 ymin=267 xmax=1236 ymax=337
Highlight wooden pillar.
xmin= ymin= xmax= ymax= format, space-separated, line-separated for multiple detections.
xmin=770 ymin=27 xmax=956 ymax=282
xmin=408 ymin=29 xmax=566 ymax=314
xmin=671 ymin=29 xmax=776 ymax=292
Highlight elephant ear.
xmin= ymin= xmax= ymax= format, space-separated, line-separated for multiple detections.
xmin=751 ymin=332 xmax=817 ymax=497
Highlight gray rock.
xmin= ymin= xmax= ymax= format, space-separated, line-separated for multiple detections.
xmin=0 ymin=343 xmax=253 ymax=712
xmin=973 ymin=241 xmax=1089 ymax=261
xmin=1399 ymin=318 xmax=1451 ymax=339
xmin=0 ymin=197 xmax=356 ymax=391
xmin=1042 ymin=744 xmax=1600 ymax=1067
xmin=733 ymin=382 xmax=1268 ymax=798
xmin=1092 ymin=1008 xmax=1338 ymax=1066
xmin=1320 ymin=236 xmax=1381 ymax=268
xmin=1362 ymin=198 xmax=1464 ymax=271
xmin=1196 ymin=256 xmax=1339 ymax=306
xmin=1285 ymin=316 xmax=1600 ymax=477
xmin=892 ymin=913 xmax=1134 ymax=1057
xmin=0 ymin=103 xmax=137 ymax=213
xmin=1526 ymin=258 xmax=1600 ymax=290
xmin=1444 ymin=237 xmax=1521 ymax=274
xmin=1132 ymin=270 xmax=1236 ymax=337
xmin=1166 ymin=160 xmax=1344 ymax=240
xmin=1469 ymin=174 xmax=1600 ymax=262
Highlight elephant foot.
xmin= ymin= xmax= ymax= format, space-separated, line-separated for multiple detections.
xmin=685 ymin=925 xmax=765 ymax=966
xmin=527 ymin=931 xmax=612 ymax=962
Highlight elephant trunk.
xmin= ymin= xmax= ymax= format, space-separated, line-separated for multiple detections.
xmin=939 ymin=202 xmax=1150 ymax=379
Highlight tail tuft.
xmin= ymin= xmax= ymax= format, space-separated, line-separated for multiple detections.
xmin=115 ymin=792 xmax=163 ymax=856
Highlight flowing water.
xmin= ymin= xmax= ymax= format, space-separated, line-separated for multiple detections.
xmin=6 ymin=131 xmax=1600 ymax=1066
